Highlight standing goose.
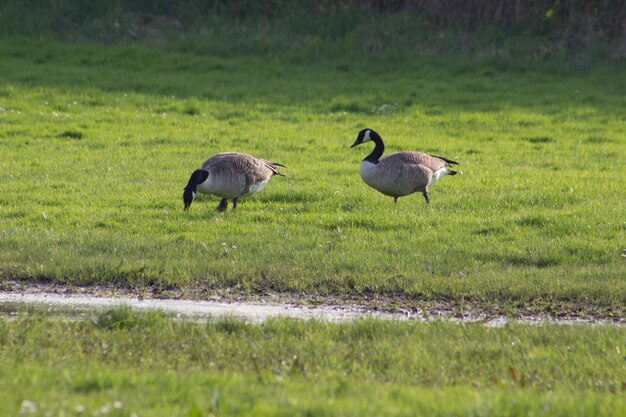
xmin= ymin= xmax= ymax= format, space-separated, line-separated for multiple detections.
xmin=183 ymin=152 xmax=286 ymax=212
xmin=351 ymin=128 xmax=458 ymax=204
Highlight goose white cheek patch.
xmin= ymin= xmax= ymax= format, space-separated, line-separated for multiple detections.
xmin=363 ymin=129 xmax=372 ymax=143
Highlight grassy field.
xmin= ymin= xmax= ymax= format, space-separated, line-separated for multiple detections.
xmin=1 ymin=8 xmax=625 ymax=415
xmin=1 ymin=309 xmax=625 ymax=416
xmin=0 ymin=34 xmax=625 ymax=316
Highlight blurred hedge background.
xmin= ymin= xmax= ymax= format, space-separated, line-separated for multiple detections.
xmin=0 ymin=0 xmax=624 ymax=59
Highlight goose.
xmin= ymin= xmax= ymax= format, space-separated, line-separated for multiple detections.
xmin=351 ymin=128 xmax=458 ymax=204
xmin=183 ymin=152 xmax=286 ymax=212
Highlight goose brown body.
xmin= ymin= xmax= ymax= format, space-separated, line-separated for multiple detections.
xmin=352 ymin=129 xmax=458 ymax=204
xmin=184 ymin=152 xmax=285 ymax=211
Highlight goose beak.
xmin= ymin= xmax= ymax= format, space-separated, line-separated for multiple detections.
xmin=350 ymin=139 xmax=360 ymax=148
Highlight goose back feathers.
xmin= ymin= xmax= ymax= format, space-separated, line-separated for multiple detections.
xmin=352 ymin=128 xmax=458 ymax=204
xmin=184 ymin=152 xmax=285 ymax=211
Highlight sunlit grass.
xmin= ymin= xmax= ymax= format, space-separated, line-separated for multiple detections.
xmin=0 ymin=37 xmax=624 ymax=314
xmin=0 ymin=310 xmax=624 ymax=416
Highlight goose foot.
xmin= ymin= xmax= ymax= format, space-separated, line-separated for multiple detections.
xmin=232 ymin=197 xmax=239 ymax=210
xmin=423 ymin=191 xmax=430 ymax=205
xmin=394 ymin=197 xmax=399 ymax=204
xmin=216 ymin=198 xmax=228 ymax=212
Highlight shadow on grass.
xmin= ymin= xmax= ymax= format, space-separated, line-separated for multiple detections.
xmin=0 ymin=37 xmax=624 ymax=117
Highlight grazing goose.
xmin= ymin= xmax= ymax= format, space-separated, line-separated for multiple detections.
xmin=183 ymin=152 xmax=286 ymax=212
xmin=351 ymin=128 xmax=458 ymax=204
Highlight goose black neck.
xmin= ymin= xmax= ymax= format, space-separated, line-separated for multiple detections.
xmin=185 ymin=169 xmax=208 ymax=192
xmin=364 ymin=135 xmax=384 ymax=163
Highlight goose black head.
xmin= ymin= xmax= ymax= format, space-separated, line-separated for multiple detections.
xmin=183 ymin=169 xmax=209 ymax=210
xmin=183 ymin=188 xmax=195 ymax=210
xmin=351 ymin=128 xmax=379 ymax=148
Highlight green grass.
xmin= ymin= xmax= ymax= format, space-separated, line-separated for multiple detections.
xmin=1 ymin=11 xmax=624 ymax=416
xmin=0 ymin=34 xmax=625 ymax=315
xmin=1 ymin=309 xmax=625 ymax=416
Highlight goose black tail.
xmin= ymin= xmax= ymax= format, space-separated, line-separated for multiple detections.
xmin=270 ymin=161 xmax=287 ymax=176
xmin=431 ymin=155 xmax=459 ymax=165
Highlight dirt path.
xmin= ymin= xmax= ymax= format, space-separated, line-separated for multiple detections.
xmin=1 ymin=283 xmax=622 ymax=326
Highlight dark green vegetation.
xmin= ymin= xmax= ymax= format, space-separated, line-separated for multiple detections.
xmin=0 ymin=1 xmax=625 ymax=316
xmin=1 ymin=309 xmax=625 ymax=416
xmin=2 ymin=0 xmax=624 ymax=41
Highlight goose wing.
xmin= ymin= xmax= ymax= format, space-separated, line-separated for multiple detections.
xmin=384 ymin=151 xmax=457 ymax=172
xmin=259 ymin=159 xmax=287 ymax=177
xmin=202 ymin=152 xmax=284 ymax=177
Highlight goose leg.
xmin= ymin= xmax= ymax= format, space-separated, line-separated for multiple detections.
xmin=232 ymin=197 xmax=239 ymax=210
xmin=216 ymin=198 xmax=228 ymax=212
xmin=423 ymin=191 xmax=430 ymax=204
